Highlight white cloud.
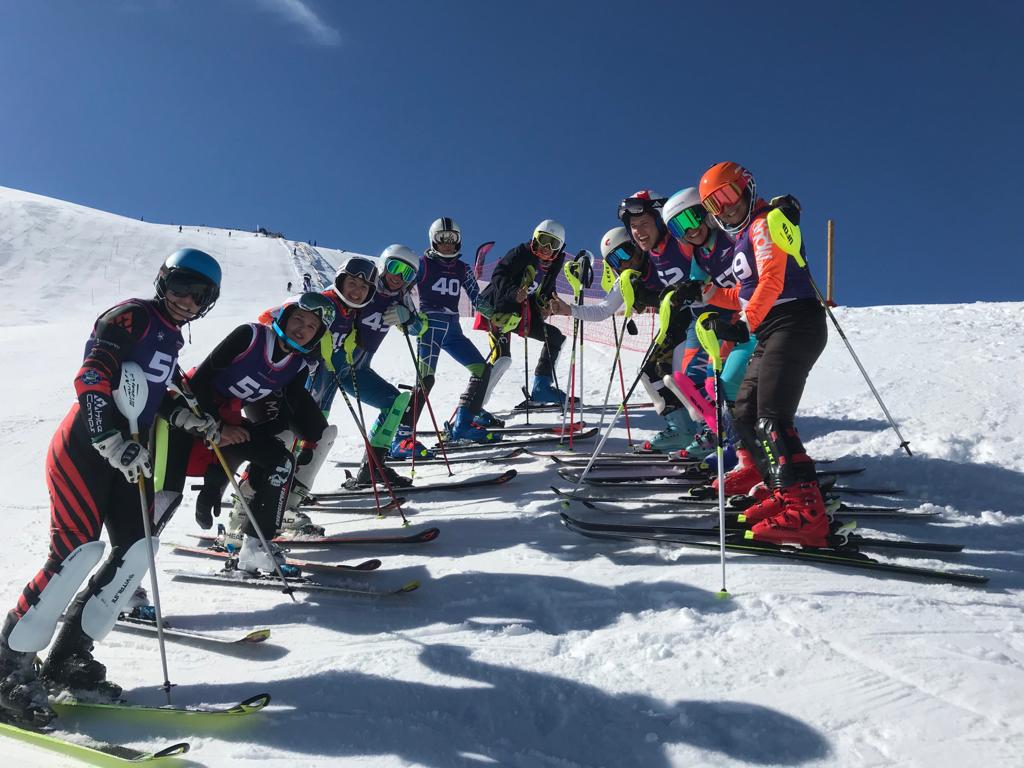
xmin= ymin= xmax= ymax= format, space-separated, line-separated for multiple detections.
xmin=256 ymin=0 xmax=341 ymax=47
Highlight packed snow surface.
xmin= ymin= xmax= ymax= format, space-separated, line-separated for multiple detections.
xmin=0 ymin=185 xmax=1021 ymax=766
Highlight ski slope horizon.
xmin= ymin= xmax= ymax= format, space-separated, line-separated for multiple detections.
xmin=0 ymin=184 xmax=1021 ymax=767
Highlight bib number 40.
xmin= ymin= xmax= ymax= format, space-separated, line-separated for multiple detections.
xmin=431 ymin=277 xmax=461 ymax=297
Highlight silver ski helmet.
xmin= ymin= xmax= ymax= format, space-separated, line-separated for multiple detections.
xmin=428 ymin=217 xmax=462 ymax=259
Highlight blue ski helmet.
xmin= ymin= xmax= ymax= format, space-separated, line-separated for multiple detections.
xmin=155 ymin=248 xmax=222 ymax=319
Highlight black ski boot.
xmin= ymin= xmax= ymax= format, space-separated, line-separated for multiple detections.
xmin=41 ymin=600 xmax=121 ymax=702
xmin=345 ymin=446 xmax=412 ymax=489
xmin=0 ymin=611 xmax=56 ymax=726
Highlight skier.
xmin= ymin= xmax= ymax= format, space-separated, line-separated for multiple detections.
xmin=697 ymin=162 xmax=828 ymax=546
xmin=0 ymin=249 xmax=222 ymax=724
xmin=547 ymin=228 xmax=702 ymax=435
xmin=413 ymin=218 xmax=500 ymax=445
xmin=660 ymin=187 xmax=753 ymax=464
xmin=162 ymin=293 xmax=333 ymax=572
xmin=476 ymin=219 xmax=570 ymax=408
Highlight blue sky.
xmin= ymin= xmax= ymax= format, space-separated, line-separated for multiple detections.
xmin=1 ymin=1 xmax=1021 ymax=306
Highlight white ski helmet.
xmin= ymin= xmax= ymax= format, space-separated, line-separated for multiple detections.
xmin=599 ymin=226 xmax=643 ymax=272
xmin=661 ymin=187 xmax=711 ymax=240
xmin=379 ymin=244 xmax=420 ymax=287
xmin=428 ymin=217 xmax=462 ymax=258
xmin=600 ymin=227 xmax=632 ymax=260
xmin=531 ymin=219 xmax=565 ymax=260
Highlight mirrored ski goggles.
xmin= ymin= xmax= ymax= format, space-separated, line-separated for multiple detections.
xmin=433 ymin=230 xmax=460 ymax=246
xmin=604 ymin=243 xmax=641 ymax=271
xmin=665 ymin=206 xmax=707 ymax=239
xmin=383 ymin=258 xmax=417 ymax=282
xmin=293 ymin=292 xmax=336 ymax=327
xmin=618 ymin=197 xmax=661 ymax=222
xmin=532 ymin=232 xmax=563 ymax=252
xmin=701 ymin=182 xmax=746 ymax=216
xmin=164 ymin=271 xmax=217 ymax=306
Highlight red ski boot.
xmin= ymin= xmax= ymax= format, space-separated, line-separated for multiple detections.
xmin=712 ymin=448 xmax=763 ymax=496
xmin=737 ymin=487 xmax=785 ymax=524
xmin=748 ymin=481 xmax=830 ymax=547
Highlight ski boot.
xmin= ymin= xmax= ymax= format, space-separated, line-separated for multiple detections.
xmin=677 ymin=427 xmax=715 ymax=461
xmin=235 ymin=535 xmax=301 ymax=578
xmin=711 ymin=447 xmax=764 ymax=496
xmin=642 ymin=408 xmax=699 ymax=453
xmin=0 ymin=612 xmax=55 ymax=726
xmin=473 ymin=409 xmax=505 ymax=429
xmin=388 ymin=425 xmax=434 ymax=460
xmin=345 ymin=447 xmax=413 ymax=489
xmin=41 ymin=613 xmax=122 ymax=702
xmin=748 ymin=481 xmax=830 ymax=548
xmin=280 ymin=509 xmax=325 ymax=537
xmin=123 ymin=586 xmax=156 ymax=622
xmin=446 ymin=406 xmax=501 ymax=444
xmin=528 ymin=375 xmax=570 ymax=407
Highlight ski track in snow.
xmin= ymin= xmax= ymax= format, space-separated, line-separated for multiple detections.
xmin=0 ymin=185 xmax=1022 ymax=766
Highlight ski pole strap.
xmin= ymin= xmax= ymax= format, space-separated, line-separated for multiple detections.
xmin=619 ymin=269 xmax=639 ymax=319
xmin=563 ymin=259 xmax=582 ymax=301
xmin=600 ymin=259 xmax=617 ymax=294
xmin=695 ymin=311 xmax=723 ymax=373
xmin=655 ymin=289 xmax=676 ymax=347
xmin=766 ymin=209 xmax=806 ymax=267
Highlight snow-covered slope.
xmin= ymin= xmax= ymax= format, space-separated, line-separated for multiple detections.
xmin=0 ymin=186 xmax=1021 ymax=767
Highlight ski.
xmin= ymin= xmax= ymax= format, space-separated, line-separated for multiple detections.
xmin=115 ymin=613 xmax=271 ymax=646
xmin=486 ymin=421 xmax=589 ymax=436
xmin=434 ymin=427 xmax=598 ymax=453
xmin=192 ymin=525 xmax=440 ymax=548
xmin=559 ymin=513 xmax=986 ymax=585
xmin=53 ymin=692 xmax=271 ymax=718
xmin=312 ymin=469 xmax=517 ymax=499
xmin=495 ymin=401 xmax=654 ymax=419
xmin=172 ymin=544 xmax=382 ymax=574
xmin=168 ymin=569 xmax=421 ymax=597
xmin=537 ymin=453 xmax=704 ymax=467
xmin=551 ymin=487 xmax=916 ymax=519
xmin=297 ymin=498 xmax=407 ymax=513
xmin=555 ymin=512 xmax=963 ymax=553
xmin=557 ymin=466 xmax=865 ymax=486
xmin=0 ymin=715 xmax=189 ymax=763
xmin=333 ymin=447 xmax=526 ymax=467
xmin=681 ymin=478 xmax=904 ymax=500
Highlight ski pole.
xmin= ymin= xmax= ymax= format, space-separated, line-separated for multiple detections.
xmin=172 ymin=369 xmax=298 ymax=603
xmin=114 ymin=363 xmax=174 ymax=701
xmin=563 ymin=335 xmax=662 ymax=498
xmin=597 ymin=315 xmax=633 ymax=445
xmin=559 ymin=315 xmax=580 ymax=448
xmin=523 ymin=313 xmax=530 ymax=425
xmin=695 ymin=313 xmax=730 ymax=599
xmin=767 ymin=209 xmax=911 ymax=455
xmin=340 ymin=367 xmax=410 ymax=525
xmin=400 ymin=327 xmax=452 ymax=476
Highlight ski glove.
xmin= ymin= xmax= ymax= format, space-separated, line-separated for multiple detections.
xmin=92 ymin=432 xmax=152 ymax=484
xmin=625 ymin=318 xmax=639 ymax=336
xmin=169 ymin=407 xmax=221 ymax=444
xmin=662 ymin=280 xmax=704 ymax=309
xmin=194 ymin=486 xmax=222 ymax=530
xmin=383 ymin=304 xmax=412 ymax=327
xmin=701 ymin=313 xmax=751 ymax=343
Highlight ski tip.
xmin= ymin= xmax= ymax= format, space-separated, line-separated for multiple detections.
xmin=241 ymin=629 xmax=272 ymax=643
xmin=235 ymin=693 xmax=272 ymax=712
xmin=153 ymin=742 xmax=192 ymax=757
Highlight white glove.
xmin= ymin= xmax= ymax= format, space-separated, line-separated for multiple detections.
xmin=382 ymin=304 xmax=412 ymax=327
xmin=92 ymin=433 xmax=152 ymax=484
xmin=169 ymin=407 xmax=221 ymax=443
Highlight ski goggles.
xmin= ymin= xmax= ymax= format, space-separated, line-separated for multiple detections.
xmin=701 ymin=182 xmax=747 ymax=216
xmin=164 ymin=270 xmax=218 ymax=306
xmin=433 ymin=230 xmax=460 ymax=246
xmin=532 ymin=232 xmax=563 ymax=252
xmin=617 ymin=197 xmax=662 ymax=222
xmin=383 ymin=258 xmax=417 ymax=282
xmin=293 ymin=292 xmax=337 ymax=328
xmin=665 ymin=206 xmax=707 ymax=240
xmin=604 ymin=243 xmax=641 ymax=271
xmin=342 ymin=257 xmax=378 ymax=283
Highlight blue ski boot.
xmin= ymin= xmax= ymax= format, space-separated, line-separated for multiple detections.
xmin=447 ymin=406 xmax=501 ymax=443
xmin=529 ymin=375 xmax=569 ymax=406
xmin=389 ymin=425 xmax=434 ymax=460
xmin=473 ymin=409 xmax=505 ymax=429
xmin=644 ymin=408 xmax=700 ymax=453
